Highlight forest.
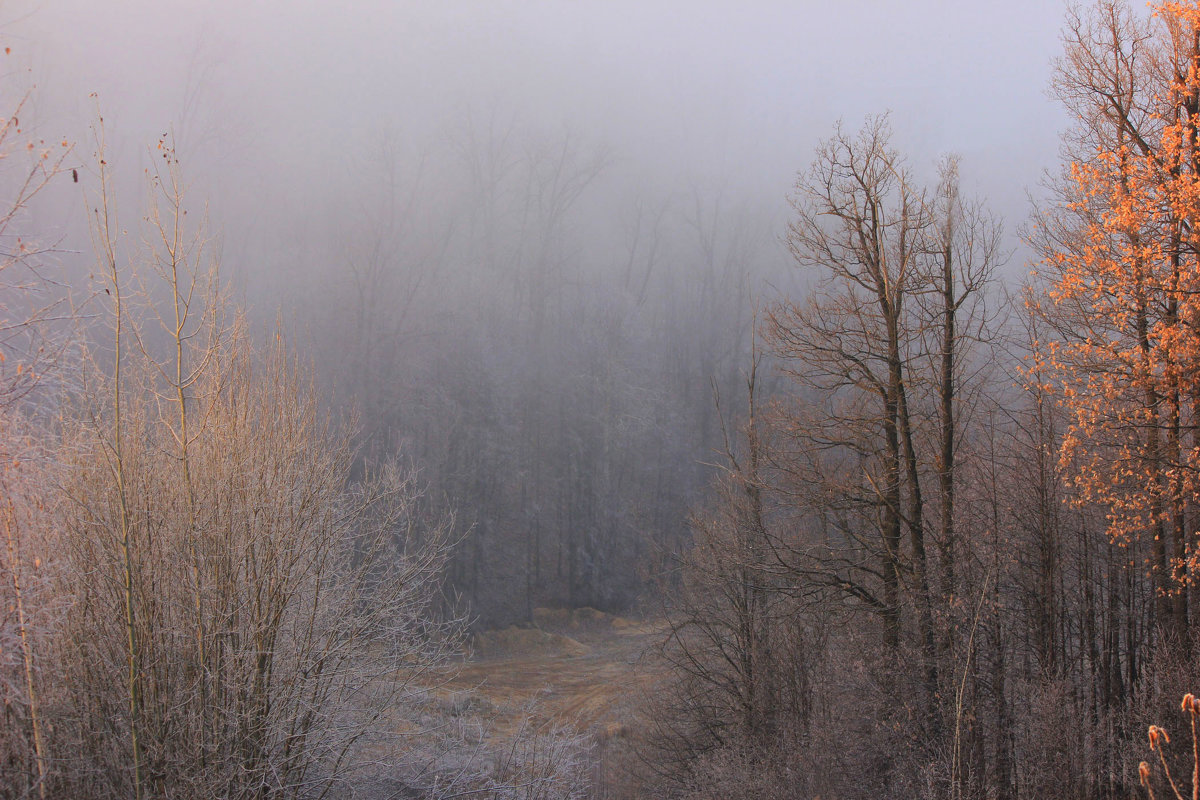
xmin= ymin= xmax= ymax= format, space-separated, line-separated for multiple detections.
xmin=5 ymin=0 xmax=1200 ymax=798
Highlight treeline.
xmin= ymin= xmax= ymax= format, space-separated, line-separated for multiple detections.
xmin=281 ymin=120 xmax=788 ymax=625
xmin=646 ymin=3 xmax=1200 ymax=799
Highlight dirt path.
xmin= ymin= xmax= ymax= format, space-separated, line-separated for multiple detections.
xmin=440 ymin=616 xmax=666 ymax=740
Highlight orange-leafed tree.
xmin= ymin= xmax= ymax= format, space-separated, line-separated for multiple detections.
xmin=1035 ymin=0 xmax=1200 ymax=641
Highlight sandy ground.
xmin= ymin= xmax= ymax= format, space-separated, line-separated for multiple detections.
xmin=440 ymin=612 xmax=667 ymax=741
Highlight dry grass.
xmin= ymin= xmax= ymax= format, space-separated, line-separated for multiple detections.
xmin=357 ymin=610 xmax=666 ymax=798
xmin=473 ymin=626 xmax=591 ymax=659
xmin=434 ymin=611 xmax=666 ymax=751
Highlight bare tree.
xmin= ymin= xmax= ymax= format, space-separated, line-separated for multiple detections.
xmin=766 ymin=116 xmax=934 ymax=680
xmin=0 ymin=49 xmax=71 ymax=800
xmin=0 ymin=85 xmax=72 ymax=415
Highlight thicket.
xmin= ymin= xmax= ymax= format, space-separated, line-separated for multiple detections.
xmin=0 ymin=112 xmax=602 ymax=797
xmin=647 ymin=3 xmax=1200 ymax=798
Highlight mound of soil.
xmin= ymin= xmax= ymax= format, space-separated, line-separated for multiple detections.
xmin=571 ymin=607 xmax=609 ymax=627
xmin=532 ymin=607 xmax=573 ymax=628
xmin=532 ymin=606 xmax=617 ymax=632
xmin=473 ymin=625 xmax=590 ymax=659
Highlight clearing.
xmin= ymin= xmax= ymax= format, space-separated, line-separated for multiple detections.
xmin=442 ymin=608 xmax=667 ymax=743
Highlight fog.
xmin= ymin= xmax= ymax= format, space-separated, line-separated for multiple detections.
xmin=13 ymin=1 xmax=1068 ymax=254
xmin=19 ymin=4 xmax=1200 ymax=797
xmin=4 ymin=1 xmax=1072 ymax=622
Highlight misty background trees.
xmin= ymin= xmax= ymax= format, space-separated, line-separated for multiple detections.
xmin=277 ymin=116 xmax=786 ymax=624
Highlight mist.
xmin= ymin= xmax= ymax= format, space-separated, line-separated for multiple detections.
xmin=0 ymin=2 xmax=1072 ymax=618
xmin=13 ymin=1 xmax=1068 ymax=271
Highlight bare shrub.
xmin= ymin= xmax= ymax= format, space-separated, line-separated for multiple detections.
xmin=0 ymin=133 xmax=465 ymax=800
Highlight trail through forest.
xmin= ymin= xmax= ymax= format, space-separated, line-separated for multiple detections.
xmin=447 ymin=610 xmax=666 ymax=741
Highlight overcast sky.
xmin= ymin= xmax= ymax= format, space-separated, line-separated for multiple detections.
xmin=5 ymin=1 xmax=1073 ymax=284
